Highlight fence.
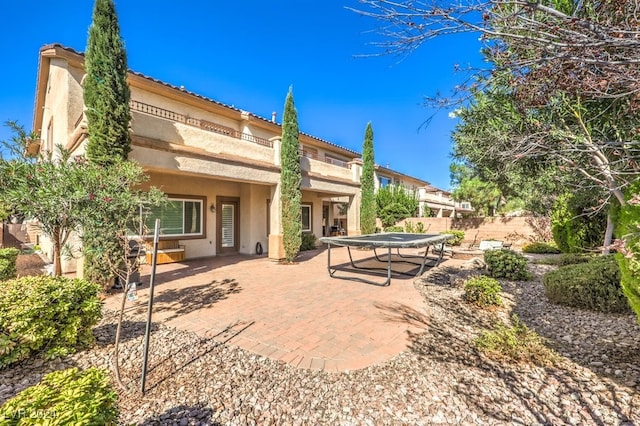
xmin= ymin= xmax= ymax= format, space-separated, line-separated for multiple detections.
xmin=400 ymin=216 xmax=550 ymax=248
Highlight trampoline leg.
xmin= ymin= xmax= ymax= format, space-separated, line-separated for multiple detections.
xmin=386 ymin=246 xmax=392 ymax=285
xmin=327 ymin=243 xmax=337 ymax=278
xmin=416 ymin=245 xmax=431 ymax=277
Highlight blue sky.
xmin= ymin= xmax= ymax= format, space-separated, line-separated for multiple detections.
xmin=0 ymin=1 xmax=484 ymax=190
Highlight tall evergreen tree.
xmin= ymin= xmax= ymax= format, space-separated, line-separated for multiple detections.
xmin=360 ymin=122 xmax=376 ymax=234
xmin=84 ymin=0 xmax=131 ymax=166
xmin=280 ymin=87 xmax=302 ymax=262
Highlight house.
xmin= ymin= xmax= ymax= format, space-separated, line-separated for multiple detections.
xmin=374 ymin=166 xmax=473 ymax=218
xmin=31 ymin=43 xmax=463 ymax=272
xmin=418 ymin=185 xmax=474 ymax=218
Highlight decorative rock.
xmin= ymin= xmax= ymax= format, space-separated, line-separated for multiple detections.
xmin=0 ymin=262 xmax=639 ymax=425
xmin=459 ymin=257 xmax=486 ymax=270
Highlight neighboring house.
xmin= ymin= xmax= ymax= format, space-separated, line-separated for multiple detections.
xmin=31 ymin=43 xmax=465 ymax=272
xmin=418 ymin=185 xmax=474 ymax=218
xmin=374 ymin=166 xmax=473 ymax=218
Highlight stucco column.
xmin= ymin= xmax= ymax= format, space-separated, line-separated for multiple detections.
xmin=271 ymin=137 xmax=281 ymax=167
xmin=268 ymin=183 xmax=284 ymax=260
xmin=347 ymin=194 xmax=361 ymax=236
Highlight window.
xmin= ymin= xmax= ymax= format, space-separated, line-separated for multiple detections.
xmin=300 ymin=145 xmax=318 ymax=160
xmin=301 ymin=204 xmax=312 ymax=233
xmin=143 ymin=196 xmax=204 ymax=238
xmin=379 ymin=176 xmax=392 ymax=188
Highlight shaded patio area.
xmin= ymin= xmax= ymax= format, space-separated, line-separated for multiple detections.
xmin=104 ymin=246 xmax=459 ymax=372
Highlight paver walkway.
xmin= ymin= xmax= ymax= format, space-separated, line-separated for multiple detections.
xmin=105 ymin=246 xmax=457 ymax=372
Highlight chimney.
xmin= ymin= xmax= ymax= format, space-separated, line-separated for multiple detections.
xmin=271 ymin=112 xmax=277 ymax=123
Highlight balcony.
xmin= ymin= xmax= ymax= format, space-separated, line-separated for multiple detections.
xmin=130 ymin=100 xmax=273 ymax=148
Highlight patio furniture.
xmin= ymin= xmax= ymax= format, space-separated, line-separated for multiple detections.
xmin=478 ymin=240 xmax=504 ymax=251
xmin=145 ymin=240 xmax=185 ymax=264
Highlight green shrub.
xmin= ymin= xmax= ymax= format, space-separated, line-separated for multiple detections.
xmin=551 ymin=192 xmax=606 ymax=253
xmin=521 ymin=242 xmax=561 ymax=254
xmin=0 ymin=248 xmax=20 ymax=281
xmin=475 ymin=315 xmax=557 ymax=366
xmin=440 ymin=230 xmax=465 ymax=246
xmin=0 ymin=276 xmax=102 ymax=368
xmin=0 ymin=367 xmax=118 ymax=425
xmin=379 ymin=202 xmax=410 ymax=228
xmin=300 ymin=233 xmax=317 ymax=251
xmin=542 ymin=255 xmax=629 ymax=313
xmin=404 ymin=221 xmax=415 ymax=233
xmin=484 ymin=249 xmax=532 ymax=281
xmin=383 ymin=225 xmax=404 ymax=232
xmin=613 ymin=180 xmax=640 ymax=322
xmin=464 ymin=275 xmax=502 ymax=307
xmin=617 ymin=253 xmax=640 ymax=321
xmin=532 ymin=253 xmax=592 ymax=266
xmin=415 ymin=222 xmax=425 ymax=233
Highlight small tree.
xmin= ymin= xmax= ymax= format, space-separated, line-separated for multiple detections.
xmin=376 ymin=184 xmax=418 ymax=225
xmin=84 ymin=0 xmax=131 ymax=166
xmin=280 ymin=87 xmax=302 ymax=262
xmin=0 ymin=122 xmax=164 ymax=278
xmin=0 ymin=144 xmax=93 ymax=276
xmin=80 ymin=160 xmax=165 ymax=287
xmin=360 ymin=122 xmax=376 ymax=234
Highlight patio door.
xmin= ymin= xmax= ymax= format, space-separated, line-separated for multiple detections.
xmin=217 ymin=197 xmax=239 ymax=254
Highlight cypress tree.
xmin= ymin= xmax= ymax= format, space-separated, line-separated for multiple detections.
xmin=360 ymin=122 xmax=376 ymax=234
xmin=84 ymin=0 xmax=131 ymax=166
xmin=280 ymin=87 xmax=302 ymax=262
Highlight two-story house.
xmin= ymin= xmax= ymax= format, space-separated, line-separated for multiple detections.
xmin=374 ymin=167 xmax=473 ymax=218
xmin=31 ymin=43 xmax=463 ymax=272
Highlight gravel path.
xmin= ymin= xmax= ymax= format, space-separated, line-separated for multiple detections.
xmin=2 ymin=263 xmax=640 ymax=425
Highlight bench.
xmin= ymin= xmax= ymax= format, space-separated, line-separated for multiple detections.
xmin=145 ymin=240 xmax=185 ymax=264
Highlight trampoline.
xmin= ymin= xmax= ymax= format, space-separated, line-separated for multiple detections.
xmin=319 ymin=232 xmax=453 ymax=286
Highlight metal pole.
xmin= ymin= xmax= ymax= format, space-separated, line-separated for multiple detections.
xmin=141 ymin=218 xmax=160 ymax=394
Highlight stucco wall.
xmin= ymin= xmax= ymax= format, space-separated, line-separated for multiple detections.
xmin=141 ymin=172 xmax=271 ymax=258
xmin=43 ymin=58 xmax=73 ymax=154
xmin=400 ymin=217 xmax=546 ymax=247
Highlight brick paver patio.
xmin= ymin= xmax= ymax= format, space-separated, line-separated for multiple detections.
xmin=104 ymin=246 xmax=456 ymax=372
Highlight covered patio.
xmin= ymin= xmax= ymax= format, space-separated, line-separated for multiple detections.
xmin=104 ymin=246 xmax=457 ymax=372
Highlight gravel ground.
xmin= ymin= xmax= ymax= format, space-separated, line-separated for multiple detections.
xmin=2 ymin=262 xmax=640 ymax=425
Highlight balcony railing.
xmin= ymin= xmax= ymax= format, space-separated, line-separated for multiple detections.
xmin=324 ymin=156 xmax=349 ymax=169
xmin=130 ymin=100 xmax=273 ymax=148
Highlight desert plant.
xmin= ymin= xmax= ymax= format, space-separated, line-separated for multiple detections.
xmin=440 ymin=230 xmax=465 ymax=246
xmin=464 ymin=275 xmax=502 ymax=307
xmin=300 ymin=233 xmax=317 ymax=251
xmin=404 ymin=221 xmax=415 ymax=233
xmin=475 ymin=315 xmax=557 ymax=366
xmin=521 ymin=241 xmax=561 ymax=254
xmin=0 ymin=275 xmax=102 ymax=368
xmin=532 ymin=253 xmax=592 ymax=266
xmin=415 ymin=222 xmax=425 ymax=233
xmin=0 ymin=247 xmax=20 ymax=281
xmin=484 ymin=249 xmax=532 ymax=281
xmin=542 ymin=255 xmax=629 ymax=313
xmin=0 ymin=367 xmax=118 ymax=425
